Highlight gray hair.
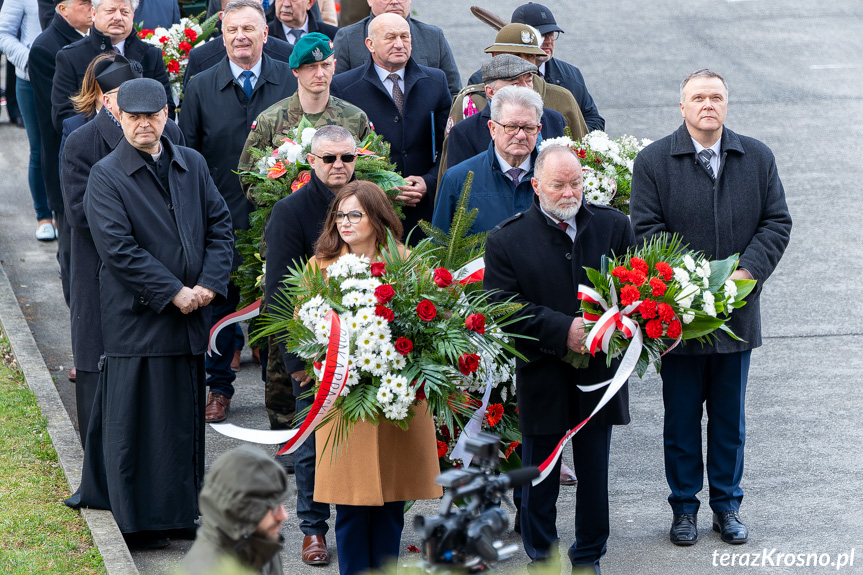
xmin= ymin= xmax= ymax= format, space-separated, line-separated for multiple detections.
xmin=680 ymin=68 xmax=728 ymax=102
xmin=92 ymin=0 xmax=139 ymax=13
xmin=490 ymin=85 xmax=543 ymax=125
xmin=223 ymin=0 xmax=266 ymax=22
xmin=534 ymin=144 xmax=580 ymax=181
xmin=311 ymin=125 xmax=356 ymax=152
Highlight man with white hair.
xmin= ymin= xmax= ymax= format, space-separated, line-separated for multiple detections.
xmin=51 ymin=0 xmax=173 ymax=130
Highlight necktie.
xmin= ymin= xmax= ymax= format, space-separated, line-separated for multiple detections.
xmin=261 ymin=0 xmax=269 ymax=10
xmin=557 ymin=221 xmax=569 ymax=232
xmin=289 ymin=29 xmax=304 ymax=44
xmin=113 ymin=45 xmax=121 ymax=54
xmin=506 ymin=167 xmax=523 ymax=186
xmin=388 ymin=73 xmax=404 ymax=115
xmin=240 ymin=70 xmax=254 ymax=100
xmin=698 ymin=148 xmax=716 ymax=181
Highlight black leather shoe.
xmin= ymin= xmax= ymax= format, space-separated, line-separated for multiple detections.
xmin=275 ymin=452 xmax=295 ymax=474
xmin=713 ymin=510 xmax=748 ymax=544
xmin=123 ymin=530 xmax=170 ymax=549
xmin=513 ymin=509 xmax=521 ymax=534
xmin=670 ymin=513 xmax=698 ymax=546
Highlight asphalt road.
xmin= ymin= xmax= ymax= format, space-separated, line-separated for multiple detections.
xmin=0 ymin=0 xmax=861 ymax=573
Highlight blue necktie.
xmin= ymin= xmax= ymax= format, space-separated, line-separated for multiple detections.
xmin=261 ymin=0 xmax=269 ymax=10
xmin=240 ymin=70 xmax=254 ymax=100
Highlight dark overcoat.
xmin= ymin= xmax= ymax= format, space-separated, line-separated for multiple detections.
xmin=84 ymin=137 xmax=233 ymax=357
xmin=267 ymin=11 xmax=337 ymax=42
xmin=29 ymin=12 xmax=81 ymax=212
xmin=483 ymin=198 xmax=635 ymax=436
xmin=182 ymin=35 xmax=294 ymax=91
xmin=630 ymin=123 xmax=792 ymax=354
xmin=179 ymin=53 xmax=296 ymax=266
xmin=52 ymin=25 xmax=173 ymax=132
xmin=330 ymin=58 xmax=450 ymax=236
xmin=61 ymin=110 xmax=184 ymax=371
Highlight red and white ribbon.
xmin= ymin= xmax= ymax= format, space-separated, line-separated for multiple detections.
xmin=454 ymin=257 xmax=485 ymax=286
xmin=207 ymin=299 xmax=261 ymax=356
xmin=210 ymin=310 xmax=350 ymax=454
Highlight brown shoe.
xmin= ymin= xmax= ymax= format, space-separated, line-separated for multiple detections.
xmin=251 ymin=347 xmax=261 ymax=364
xmin=68 ymin=367 xmax=77 ymax=382
xmin=230 ymin=349 xmax=241 ymax=372
xmin=205 ymin=393 xmax=230 ymax=423
xmin=302 ymin=534 xmax=330 ymax=565
xmin=560 ymin=462 xmax=577 ymax=486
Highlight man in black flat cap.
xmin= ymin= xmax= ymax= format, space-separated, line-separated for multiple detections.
xmin=65 ymin=77 xmax=233 ymax=550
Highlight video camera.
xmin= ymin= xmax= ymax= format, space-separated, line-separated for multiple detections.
xmin=413 ymin=432 xmax=539 ymax=572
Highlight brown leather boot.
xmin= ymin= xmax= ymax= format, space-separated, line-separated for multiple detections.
xmin=205 ymin=392 xmax=230 ymax=423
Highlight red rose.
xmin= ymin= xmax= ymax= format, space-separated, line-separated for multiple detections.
xmin=576 ymin=148 xmax=587 ymax=159
xmin=658 ymin=302 xmax=674 ymax=323
xmin=485 ymin=403 xmax=504 ymax=427
xmin=650 ymin=277 xmax=667 ymax=297
xmin=666 ymin=319 xmax=682 ymax=339
xmin=464 ymin=313 xmax=486 ymax=334
xmin=416 ymin=299 xmax=437 ymax=321
xmin=655 ymin=261 xmax=673 ymax=281
xmin=178 ymin=40 xmax=192 ymax=53
xmin=433 ymin=267 xmax=453 ymax=287
xmin=375 ymin=305 xmax=395 ymax=323
xmin=414 ymin=382 xmax=426 ymax=400
xmin=370 ymin=262 xmax=386 ymax=277
xmin=638 ymin=299 xmax=657 ymax=319
xmin=183 ymin=28 xmax=197 ymax=42
xmin=437 ymin=440 xmax=448 ymax=458
xmin=628 ymin=270 xmax=647 ymax=287
xmin=290 ymin=170 xmax=310 ymax=191
xmin=159 ymin=35 xmax=169 ymax=44
xmin=394 ymin=337 xmax=413 ymax=355
xmin=166 ymin=59 xmax=180 ymax=74
xmin=458 ymin=352 xmax=480 ymax=375
xmin=645 ymin=319 xmax=664 ymax=339
xmin=374 ymin=284 xmax=395 ymax=304
xmin=620 ymin=285 xmax=640 ymax=306
xmin=630 ymin=257 xmax=648 ymax=275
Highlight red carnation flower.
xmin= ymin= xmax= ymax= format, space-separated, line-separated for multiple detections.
xmin=485 ymin=403 xmax=504 ymax=427
xmin=433 ymin=267 xmax=453 ymax=287
xmin=465 ymin=313 xmax=486 ymax=334
xmin=638 ymin=299 xmax=657 ymax=319
xmin=178 ymin=40 xmax=192 ymax=53
xmin=416 ymin=299 xmax=437 ymax=321
xmin=394 ymin=337 xmax=413 ymax=355
xmin=458 ymin=353 xmax=480 ymax=375
xmin=630 ymin=257 xmax=648 ymax=275
xmin=628 ymin=270 xmax=647 ymax=287
xmin=658 ymin=302 xmax=675 ymax=323
xmin=620 ymin=285 xmax=640 ymax=306
xmin=166 ymin=59 xmax=180 ymax=74
xmin=576 ymin=148 xmax=587 ymax=159
xmin=655 ymin=261 xmax=673 ymax=281
xmin=374 ymin=284 xmax=395 ymax=304
xmin=611 ymin=266 xmax=628 ymax=280
xmin=645 ymin=319 xmax=664 ymax=339
xmin=370 ymin=262 xmax=386 ymax=277
xmin=666 ymin=319 xmax=682 ymax=339
xmin=183 ymin=28 xmax=197 ymax=42
xmin=159 ymin=35 xmax=169 ymax=44
xmin=650 ymin=277 xmax=667 ymax=297
xmin=375 ymin=305 xmax=395 ymax=323
xmin=437 ymin=440 xmax=448 ymax=458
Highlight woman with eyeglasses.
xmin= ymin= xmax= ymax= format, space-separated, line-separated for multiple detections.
xmin=304 ymin=180 xmax=442 ymax=575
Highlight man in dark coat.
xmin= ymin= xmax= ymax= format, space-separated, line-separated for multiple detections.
xmin=630 ymin=69 xmax=791 ymax=547
xmin=267 ymin=0 xmax=336 ymax=45
xmin=51 ymin=0 xmax=173 ymax=133
xmin=264 ymin=125 xmax=359 ymax=565
xmin=330 ymin=13 xmax=449 ymax=241
xmin=332 ymin=0 xmax=460 ymax=96
xmin=484 ymin=144 xmax=634 ymax=573
xmin=64 ymin=78 xmax=233 ymax=549
xmin=180 ymin=0 xmax=298 ymax=424
xmin=61 ymin=57 xmax=183 ymax=447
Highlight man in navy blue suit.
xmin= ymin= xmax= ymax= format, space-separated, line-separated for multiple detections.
xmin=330 ymin=12 xmax=450 ymax=241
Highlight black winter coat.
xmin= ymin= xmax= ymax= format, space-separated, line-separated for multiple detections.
xmin=483 ymin=198 xmax=635 ymax=436
xmin=84 ymin=137 xmax=233 ymax=357
xmin=182 ymin=35 xmax=294 ymax=92
xmin=630 ymin=123 xmax=792 ymax=354
xmin=29 ymin=13 xmax=82 ymax=212
xmin=52 ymin=26 xmax=173 ymax=133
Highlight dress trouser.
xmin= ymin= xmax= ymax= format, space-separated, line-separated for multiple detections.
xmin=520 ymin=423 xmax=612 ymax=573
xmin=661 ymin=350 xmax=750 ymax=514
xmin=292 ymin=375 xmax=330 ymax=536
xmin=335 ymin=501 xmax=404 ymax=575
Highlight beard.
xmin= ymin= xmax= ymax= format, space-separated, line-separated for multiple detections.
xmin=542 ymin=195 xmax=581 ymax=221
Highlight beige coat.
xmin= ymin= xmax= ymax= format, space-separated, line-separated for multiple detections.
xmin=307 ymin=250 xmax=443 ymax=506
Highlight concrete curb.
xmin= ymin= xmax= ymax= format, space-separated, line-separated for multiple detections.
xmin=0 ymin=262 xmax=138 ymax=575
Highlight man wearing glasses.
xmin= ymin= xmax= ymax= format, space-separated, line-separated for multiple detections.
xmin=432 ymin=85 xmax=543 ymax=236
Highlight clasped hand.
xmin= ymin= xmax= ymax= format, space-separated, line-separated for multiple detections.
xmin=172 ymin=285 xmax=216 ymax=314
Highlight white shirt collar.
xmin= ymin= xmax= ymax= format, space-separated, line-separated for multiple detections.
xmin=691 ymin=137 xmax=721 ymax=157
xmin=281 ymin=17 xmax=309 ymax=42
xmin=374 ymin=63 xmax=405 ymax=87
xmin=112 ymin=40 xmax=124 ymax=55
xmin=538 ymin=61 xmax=547 ymax=76
xmin=494 ymin=149 xmax=531 ymax=178
xmin=539 ymin=201 xmax=578 ymax=240
xmin=229 ymin=57 xmax=263 ymax=82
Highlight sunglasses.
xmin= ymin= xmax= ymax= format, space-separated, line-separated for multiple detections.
xmin=312 ymin=153 xmax=357 ymax=164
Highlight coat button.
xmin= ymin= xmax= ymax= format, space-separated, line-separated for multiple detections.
xmin=394 ymin=115 xmax=400 ymax=123
xmin=168 ymin=203 xmax=174 ymax=210
xmin=565 ymin=253 xmax=572 ymax=260
xmin=139 ymin=296 xmax=146 ymax=303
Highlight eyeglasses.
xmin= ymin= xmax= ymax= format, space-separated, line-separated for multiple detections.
xmin=334 ymin=210 xmax=365 ymax=224
xmin=312 ymin=153 xmax=357 ymax=164
xmin=543 ymin=31 xmax=560 ymax=41
xmin=492 ymin=121 xmax=540 ymax=136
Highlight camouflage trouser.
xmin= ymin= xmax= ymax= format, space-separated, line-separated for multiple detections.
xmin=265 ymin=335 xmax=296 ymax=429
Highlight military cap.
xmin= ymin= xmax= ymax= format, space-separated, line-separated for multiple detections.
xmin=481 ymin=54 xmax=538 ymax=83
xmin=511 ymin=3 xmax=564 ymax=35
xmin=95 ymin=54 xmax=143 ymax=93
xmin=484 ymin=23 xmax=546 ymax=56
xmin=117 ymin=78 xmax=167 ymax=114
xmin=288 ymin=32 xmax=334 ymax=69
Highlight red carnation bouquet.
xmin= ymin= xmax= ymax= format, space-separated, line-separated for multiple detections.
xmin=573 ymin=233 xmax=757 ymax=376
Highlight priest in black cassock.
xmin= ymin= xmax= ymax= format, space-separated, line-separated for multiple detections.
xmin=64 ymin=78 xmax=233 ymax=550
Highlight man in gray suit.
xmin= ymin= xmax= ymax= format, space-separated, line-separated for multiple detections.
xmin=332 ymin=0 xmax=461 ymax=96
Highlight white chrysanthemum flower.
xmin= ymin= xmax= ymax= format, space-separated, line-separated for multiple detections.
xmin=537 ymin=136 xmax=576 ymax=152
xmin=346 ymin=370 xmax=359 ymax=386
xmin=356 ymin=329 xmax=377 ymax=351
xmin=587 ymin=190 xmax=610 ymax=205
xmin=362 ymin=292 xmax=378 ymax=307
xmin=383 ymin=404 xmax=400 ymax=420
xmin=683 ymin=254 xmax=696 ymax=272
xmin=369 ymin=356 xmax=388 ymax=376
xmin=391 ymin=355 xmax=406 ymax=369
xmin=369 ymin=325 xmax=391 ymax=347
xmin=724 ymin=279 xmax=738 ymax=298
xmin=379 ymin=344 xmax=398 ymax=362
xmin=673 ymin=267 xmax=690 ymax=285
xmin=376 ymin=387 xmax=393 ymax=404
xmin=326 ymin=259 xmax=349 ymax=278
xmin=342 ymin=290 xmax=365 ymax=308
xmin=154 ymin=26 xmax=170 ymax=37
xmin=389 ymin=375 xmax=410 ymax=398
xmin=344 ymin=313 xmax=362 ymax=332
xmin=682 ymin=312 xmax=695 ymax=324
xmin=354 ymin=307 xmax=375 ymax=325
xmin=695 ymin=260 xmax=711 ymax=278
xmin=370 ymin=314 xmax=389 ymax=329
xmin=339 ymin=385 xmax=351 ymax=397
xmin=626 ymin=159 xmax=634 ymax=172
xmin=393 ymin=403 xmax=409 ymax=420
xmin=380 ymin=373 xmax=398 ymax=387
xmin=356 ymin=352 xmax=376 ymax=373
xmin=300 ymin=127 xmax=317 ymax=147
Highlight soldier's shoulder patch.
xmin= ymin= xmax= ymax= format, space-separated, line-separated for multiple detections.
xmin=444 ymin=116 xmax=454 ymax=135
xmin=250 ymin=120 xmax=257 ymax=130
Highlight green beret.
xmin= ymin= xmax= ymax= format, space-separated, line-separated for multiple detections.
xmin=289 ymin=32 xmax=335 ymax=69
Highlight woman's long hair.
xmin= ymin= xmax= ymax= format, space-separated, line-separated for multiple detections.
xmin=70 ymin=53 xmax=114 ymax=117
xmin=315 ymin=181 xmax=403 ymax=261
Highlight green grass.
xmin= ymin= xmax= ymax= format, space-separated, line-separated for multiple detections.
xmin=0 ymin=328 xmax=105 ymax=574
